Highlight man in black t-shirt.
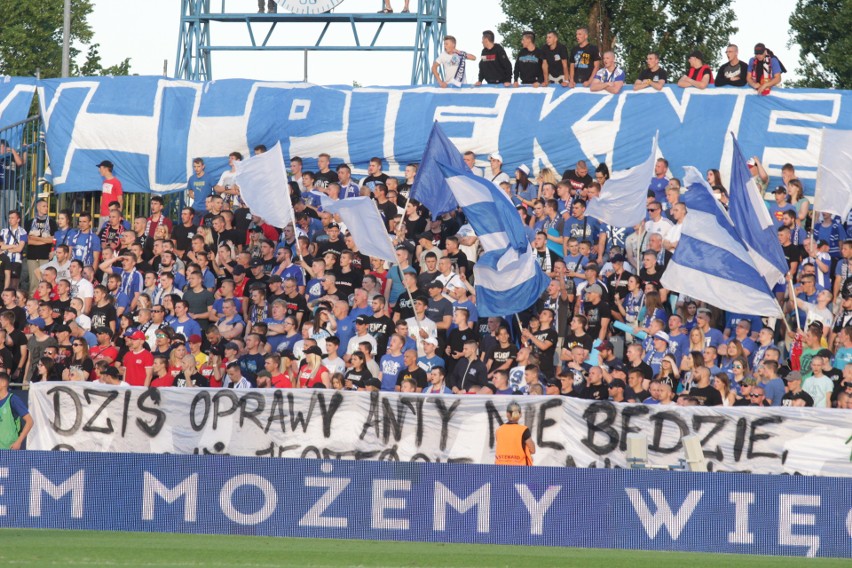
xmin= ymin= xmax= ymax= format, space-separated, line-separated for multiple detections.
xmin=561 ymin=160 xmax=593 ymax=193
xmin=778 ymin=226 xmax=804 ymax=278
xmin=686 ymin=366 xmax=723 ymax=406
xmin=633 ymin=52 xmax=668 ymax=91
xmin=172 ymin=207 xmax=198 ymax=257
xmin=715 ymin=44 xmax=749 ymax=87
xmin=543 ymin=31 xmax=570 ymax=85
xmin=476 ymin=30 xmax=513 ymax=85
xmin=26 ymin=199 xmax=57 ymax=293
xmin=568 ymin=27 xmax=601 ymax=87
xmin=523 ymin=308 xmax=558 ymax=378
xmin=582 ymin=284 xmax=612 ymax=342
xmin=513 ymin=31 xmax=548 ymax=86
xmin=314 ymin=153 xmax=339 ymax=191
xmin=360 ymin=157 xmax=389 ymax=193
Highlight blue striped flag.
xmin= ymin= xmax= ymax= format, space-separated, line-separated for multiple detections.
xmin=728 ymin=134 xmax=788 ymax=287
xmin=660 ymin=167 xmax=783 ymax=318
xmin=439 ymin=163 xmax=549 ymax=317
xmin=410 ymin=122 xmax=470 ymax=219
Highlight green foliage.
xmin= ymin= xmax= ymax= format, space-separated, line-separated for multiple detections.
xmin=0 ymin=0 xmax=130 ymax=78
xmin=789 ymin=0 xmax=852 ymax=89
xmin=498 ymin=0 xmax=737 ymax=81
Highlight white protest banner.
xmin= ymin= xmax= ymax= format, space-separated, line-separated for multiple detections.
xmin=28 ymin=383 xmax=852 ymax=476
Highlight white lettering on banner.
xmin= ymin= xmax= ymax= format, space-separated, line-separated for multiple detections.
xmin=29 ymin=469 xmax=85 ymax=519
xmin=433 ymin=482 xmax=490 ymax=533
xmin=727 ymin=492 xmax=755 ymax=544
xmin=142 ymin=472 xmax=198 ymax=523
xmin=515 ymin=484 xmax=561 ymax=536
xmin=0 ymin=467 xmax=7 ymax=516
xmin=299 ymin=476 xmax=350 ymax=528
xmin=371 ymin=479 xmax=411 ymax=530
xmin=26 ymin=383 xmax=852 ymax=477
xmin=624 ymin=488 xmax=704 ymax=540
xmin=219 ymin=474 xmax=277 ymax=526
xmin=778 ymin=494 xmax=821 ymax=558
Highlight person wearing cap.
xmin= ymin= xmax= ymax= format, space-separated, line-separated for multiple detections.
xmin=747 ymin=42 xmax=784 ymax=95
xmin=346 ymin=315 xmax=377 ymax=360
xmin=0 ymin=371 xmax=33 ymax=450
xmin=781 ymin=371 xmax=814 ymax=407
xmin=298 ymin=345 xmax=329 ymax=388
xmin=714 ymin=44 xmax=749 ymax=87
xmin=580 ymin=284 xmax=611 ymax=342
xmin=676 ymin=50 xmax=713 ymax=89
xmin=417 ymin=335 xmax=444 ymax=374
xmin=767 ymin=185 xmax=796 ymax=228
xmin=607 ymin=378 xmax=630 ymax=402
xmin=494 ymin=401 xmax=535 ymax=466
xmin=120 ymin=330 xmax=154 ymax=387
xmin=96 ymin=160 xmax=123 ymax=221
xmin=487 ymin=153 xmax=511 ymax=186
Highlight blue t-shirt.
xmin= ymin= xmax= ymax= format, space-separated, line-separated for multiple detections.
xmin=212 ymin=297 xmax=243 ymax=315
xmin=335 ymin=315 xmax=355 ymax=351
xmin=187 ymin=171 xmax=217 ymax=214
xmin=305 ymin=277 xmax=325 ymax=303
xmin=814 ymin=221 xmax=847 ymax=258
xmin=172 ymin=317 xmax=201 ymax=341
xmin=379 ymin=353 xmax=405 ymax=391
xmin=417 ymin=355 xmax=445 ymax=373
xmin=834 ymin=346 xmax=852 ymax=371
xmin=768 ymin=203 xmax=796 ymax=228
xmin=760 ymin=377 xmax=786 ymax=407
xmin=648 ymin=177 xmax=668 ymax=204
xmin=563 ymin=216 xmax=600 ymax=243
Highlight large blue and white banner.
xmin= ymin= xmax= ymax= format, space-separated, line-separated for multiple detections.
xmin=37 ymin=77 xmax=852 ymax=195
xmin=0 ymin=450 xmax=850 ymax=557
xmin=0 ymin=77 xmax=37 ymax=139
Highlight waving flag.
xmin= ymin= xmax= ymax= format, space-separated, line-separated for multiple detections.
xmin=410 ymin=122 xmax=470 ymax=219
xmin=661 ymin=168 xmax=783 ymax=318
xmin=325 ymin=197 xmax=397 ymax=263
xmin=585 ymin=135 xmax=657 ymax=227
xmin=235 ymin=142 xmax=295 ymax=228
xmin=728 ymin=134 xmax=788 ymax=287
xmin=814 ymin=129 xmax=852 ymax=218
xmin=439 ymin=163 xmax=549 ymax=317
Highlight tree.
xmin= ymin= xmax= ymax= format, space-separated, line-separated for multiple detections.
xmin=80 ymin=44 xmax=132 ymax=77
xmin=498 ymin=0 xmax=737 ymax=81
xmin=0 ymin=0 xmax=130 ymax=78
xmin=789 ymin=0 xmax=852 ymax=89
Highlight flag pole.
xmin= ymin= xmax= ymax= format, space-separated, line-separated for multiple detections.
xmin=787 ymin=275 xmax=802 ymax=332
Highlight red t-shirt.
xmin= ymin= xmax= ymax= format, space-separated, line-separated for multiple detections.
xmin=150 ymin=373 xmax=175 ymax=388
xmin=122 ymin=349 xmax=153 ymax=386
xmin=100 ymin=177 xmax=123 ymax=219
xmin=298 ymin=364 xmax=328 ymax=388
xmin=271 ymin=373 xmax=294 ymax=389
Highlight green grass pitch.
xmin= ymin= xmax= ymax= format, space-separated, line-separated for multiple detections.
xmin=0 ymin=529 xmax=847 ymax=567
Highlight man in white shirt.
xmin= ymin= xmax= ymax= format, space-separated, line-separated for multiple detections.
xmin=432 ymin=36 xmax=476 ymax=88
xmin=645 ymin=201 xmax=674 ymax=237
xmin=406 ymin=295 xmax=438 ymax=357
xmin=488 ymin=153 xmax=511 ymax=186
xmin=662 ymin=203 xmax=686 ymax=252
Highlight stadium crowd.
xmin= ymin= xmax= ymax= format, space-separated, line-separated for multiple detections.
xmin=0 ymin=27 xmax=849 ymax=451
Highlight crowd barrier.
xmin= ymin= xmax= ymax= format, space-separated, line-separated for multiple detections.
xmin=0 ymin=450 xmax=849 ymax=558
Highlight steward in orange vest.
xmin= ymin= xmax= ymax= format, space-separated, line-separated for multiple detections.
xmin=494 ymin=401 xmax=535 ymax=465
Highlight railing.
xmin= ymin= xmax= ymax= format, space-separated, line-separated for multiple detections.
xmin=0 ymin=115 xmax=185 ymax=227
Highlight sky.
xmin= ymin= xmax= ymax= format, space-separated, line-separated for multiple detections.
xmin=86 ymin=0 xmax=801 ymax=85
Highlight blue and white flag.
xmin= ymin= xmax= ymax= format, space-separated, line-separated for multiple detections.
xmin=325 ymin=197 xmax=397 ymax=263
xmin=585 ymin=135 xmax=657 ymax=228
xmin=439 ymin=163 xmax=549 ymax=317
xmin=728 ymin=134 xmax=788 ymax=287
xmin=814 ymin=128 xmax=852 ymax=219
xmin=234 ymin=142 xmax=294 ymax=228
xmin=661 ymin=169 xmax=783 ymax=318
xmin=410 ymin=122 xmax=470 ymax=220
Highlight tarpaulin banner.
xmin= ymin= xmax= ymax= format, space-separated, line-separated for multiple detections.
xmin=0 ymin=450 xmax=850 ymax=557
xmin=36 ymin=77 xmax=852 ymax=195
xmin=27 ymin=383 xmax=852 ymax=477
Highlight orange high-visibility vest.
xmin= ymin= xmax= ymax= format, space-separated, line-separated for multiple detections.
xmin=495 ymin=423 xmax=532 ymax=466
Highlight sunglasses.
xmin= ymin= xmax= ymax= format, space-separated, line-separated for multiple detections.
xmin=844 ymin=383 xmax=852 ymax=388
xmin=749 ymin=393 xmax=763 ymax=398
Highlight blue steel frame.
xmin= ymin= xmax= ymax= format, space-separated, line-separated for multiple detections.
xmin=174 ymin=0 xmax=447 ymax=85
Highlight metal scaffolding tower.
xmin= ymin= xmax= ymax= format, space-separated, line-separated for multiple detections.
xmin=175 ymin=0 xmax=447 ymax=85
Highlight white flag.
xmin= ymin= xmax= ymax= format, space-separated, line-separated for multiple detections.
xmin=814 ymin=129 xmax=852 ymax=218
xmin=585 ymin=135 xmax=658 ymax=228
xmin=325 ymin=197 xmax=397 ymax=263
xmin=234 ymin=142 xmax=294 ymax=228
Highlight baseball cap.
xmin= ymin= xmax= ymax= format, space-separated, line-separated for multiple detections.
xmin=746 ymin=158 xmax=757 ymax=167
xmin=423 ymin=337 xmax=439 ymax=346
xmin=427 ymin=280 xmax=444 ymax=289
xmin=355 ymin=316 xmax=369 ymax=325
xmin=772 ymin=185 xmax=786 ymax=194
xmin=610 ymin=254 xmax=625 ymax=263
xmin=188 ymin=334 xmax=202 ymax=344
xmin=489 ymin=152 xmax=503 ymax=162
xmin=517 ymin=164 xmax=530 ymax=175
xmin=653 ymin=331 xmax=670 ymax=344
xmin=96 ymin=160 xmax=114 ymax=169
xmin=303 ymin=345 xmax=322 ymax=357
xmin=784 ymin=371 xmax=802 ymax=384
xmin=130 ymin=330 xmax=146 ymax=341
xmin=608 ymin=378 xmax=627 ymax=389
xmin=267 ymin=275 xmax=283 ymax=284
xmin=94 ymin=327 xmax=111 ymax=336
xmin=754 ymin=43 xmax=766 ymax=55
xmin=327 ymin=222 xmax=340 ymax=230
xmin=279 ymin=349 xmax=295 ymax=360
xmin=365 ymin=377 xmax=382 ymax=389
xmin=251 ymin=257 xmax=265 ymax=267
xmin=586 ymin=284 xmax=603 ymax=295
xmin=75 ymin=314 xmax=92 ymax=331
xmin=224 ymin=341 xmax=240 ymax=351
xmin=598 ymin=340 xmax=614 ymax=351
xmin=232 ymin=265 xmax=246 ymax=276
